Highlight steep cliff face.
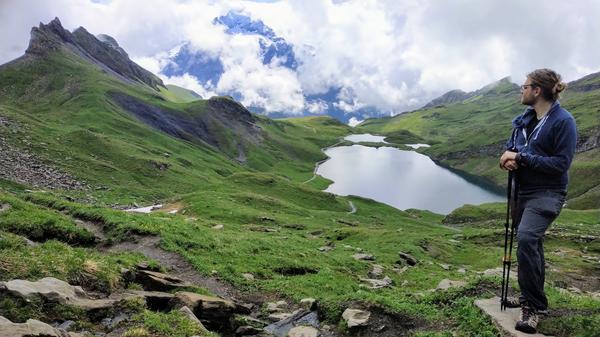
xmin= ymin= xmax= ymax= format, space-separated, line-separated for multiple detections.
xmin=24 ymin=17 xmax=164 ymax=90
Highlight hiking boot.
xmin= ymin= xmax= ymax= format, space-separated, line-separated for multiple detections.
xmin=515 ymin=306 xmax=539 ymax=334
xmin=502 ymin=296 xmax=521 ymax=308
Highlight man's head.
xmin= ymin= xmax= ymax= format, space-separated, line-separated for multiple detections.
xmin=520 ymin=68 xmax=567 ymax=106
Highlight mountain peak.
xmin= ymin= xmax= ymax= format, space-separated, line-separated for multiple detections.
xmin=213 ymin=11 xmax=276 ymax=39
xmin=26 ymin=17 xmax=75 ymax=55
xmin=423 ymin=76 xmax=518 ymax=109
xmin=422 ymin=89 xmax=473 ymax=109
xmin=96 ymin=34 xmax=129 ymax=57
xmin=478 ymin=76 xmax=517 ymax=94
xmin=25 ymin=18 xmax=163 ymax=90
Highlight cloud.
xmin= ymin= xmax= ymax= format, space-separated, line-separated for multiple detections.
xmin=2 ymin=0 xmax=600 ymax=115
xmin=306 ymin=100 xmax=328 ymax=114
xmin=160 ymin=73 xmax=218 ymax=99
xmin=347 ymin=117 xmax=363 ymax=127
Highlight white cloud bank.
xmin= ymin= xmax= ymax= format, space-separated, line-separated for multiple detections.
xmin=2 ymin=0 xmax=600 ymax=115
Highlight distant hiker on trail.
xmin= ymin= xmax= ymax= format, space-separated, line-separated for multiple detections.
xmin=499 ymin=68 xmax=577 ymax=334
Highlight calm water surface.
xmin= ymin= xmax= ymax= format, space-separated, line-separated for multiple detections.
xmin=317 ymin=135 xmax=503 ymax=214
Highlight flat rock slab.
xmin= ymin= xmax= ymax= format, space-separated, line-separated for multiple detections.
xmin=474 ymin=297 xmax=552 ymax=337
xmin=288 ymin=325 xmax=319 ymax=337
xmin=0 ymin=316 xmax=63 ymax=337
xmin=171 ymin=291 xmax=236 ymax=321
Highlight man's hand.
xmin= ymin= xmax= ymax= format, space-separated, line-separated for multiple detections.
xmin=499 ymin=151 xmax=518 ymax=171
xmin=503 ymin=159 xmax=519 ymax=171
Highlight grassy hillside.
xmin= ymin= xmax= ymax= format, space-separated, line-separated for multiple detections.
xmin=0 ymin=48 xmax=351 ymax=205
xmin=162 ymin=84 xmax=202 ymax=103
xmin=1 ymin=20 xmax=599 ymax=337
xmin=359 ymin=79 xmax=600 ymax=209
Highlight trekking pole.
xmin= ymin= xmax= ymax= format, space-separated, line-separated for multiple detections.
xmin=501 ymin=170 xmax=513 ymax=311
xmin=503 ymin=173 xmax=519 ymax=310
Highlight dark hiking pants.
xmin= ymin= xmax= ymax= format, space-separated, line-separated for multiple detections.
xmin=514 ymin=189 xmax=566 ymax=311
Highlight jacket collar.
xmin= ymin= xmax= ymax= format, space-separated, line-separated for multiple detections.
xmin=512 ymin=100 xmax=561 ymax=128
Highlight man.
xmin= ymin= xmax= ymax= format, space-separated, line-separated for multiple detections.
xmin=499 ymin=68 xmax=577 ymax=334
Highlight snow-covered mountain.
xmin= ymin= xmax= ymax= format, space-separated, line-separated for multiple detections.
xmin=160 ymin=11 xmax=387 ymax=123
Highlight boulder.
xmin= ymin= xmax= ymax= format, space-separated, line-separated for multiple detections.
xmin=360 ymin=276 xmax=393 ymax=289
xmin=368 ymin=264 xmax=384 ymax=278
xmin=0 ymin=316 xmax=64 ymax=337
xmin=171 ymin=292 xmax=236 ymax=322
xmin=438 ymin=263 xmax=451 ymax=270
xmin=0 ymin=203 xmax=10 ymax=213
xmin=398 ymin=252 xmax=418 ymax=266
xmin=341 ymin=308 xmax=370 ymax=328
xmin=352 ymin=253 xmax=375 ymax=261
xmin=135 ymin=270 xmax=189 ymax=291
xmin=287 ymin=326 xmax=319 ymax=337
xmin=0 ymin=277 xmax=86 ymax=303
xmin=242 ymin=273 xmax=255 ymax=281
xmin=0 ymin=277 xmax=181 ymax=315
xmin=299 ymin=298 xmax=317 ymax=311
xmin=178 ymin=306 xmax=209 ymax=333
xmin=0 ymin=277 xmax=119 ymax=311
xmin=266 ymin=300 xmax=288 ymax=313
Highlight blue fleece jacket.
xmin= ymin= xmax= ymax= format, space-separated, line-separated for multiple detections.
xmin=506 ymin=101 xmax=577 ymax=192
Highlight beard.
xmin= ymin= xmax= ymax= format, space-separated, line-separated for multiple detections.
xmin=521 ymin=93 xmax=536 ymax=106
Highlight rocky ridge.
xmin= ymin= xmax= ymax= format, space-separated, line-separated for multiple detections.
xmin=25 ymin=17 xmax=164 ymax=90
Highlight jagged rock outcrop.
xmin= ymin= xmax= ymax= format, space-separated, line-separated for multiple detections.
xmin=25 ymin=17 xmax=164 ymax=90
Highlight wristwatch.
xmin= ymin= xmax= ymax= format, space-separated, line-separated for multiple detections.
xmin=516 ymin=152 xmax=527 ymax=166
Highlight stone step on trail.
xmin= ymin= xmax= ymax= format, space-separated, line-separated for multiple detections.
xmin=474 ymin=297 xmax=553 ymax=337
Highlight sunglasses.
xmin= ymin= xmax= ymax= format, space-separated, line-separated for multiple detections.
xmin=520 ymin=84 xmax=537 ymax=91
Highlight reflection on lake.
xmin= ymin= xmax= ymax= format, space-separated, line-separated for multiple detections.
xmin=316 ymin=144 xmax=503 ymax=214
